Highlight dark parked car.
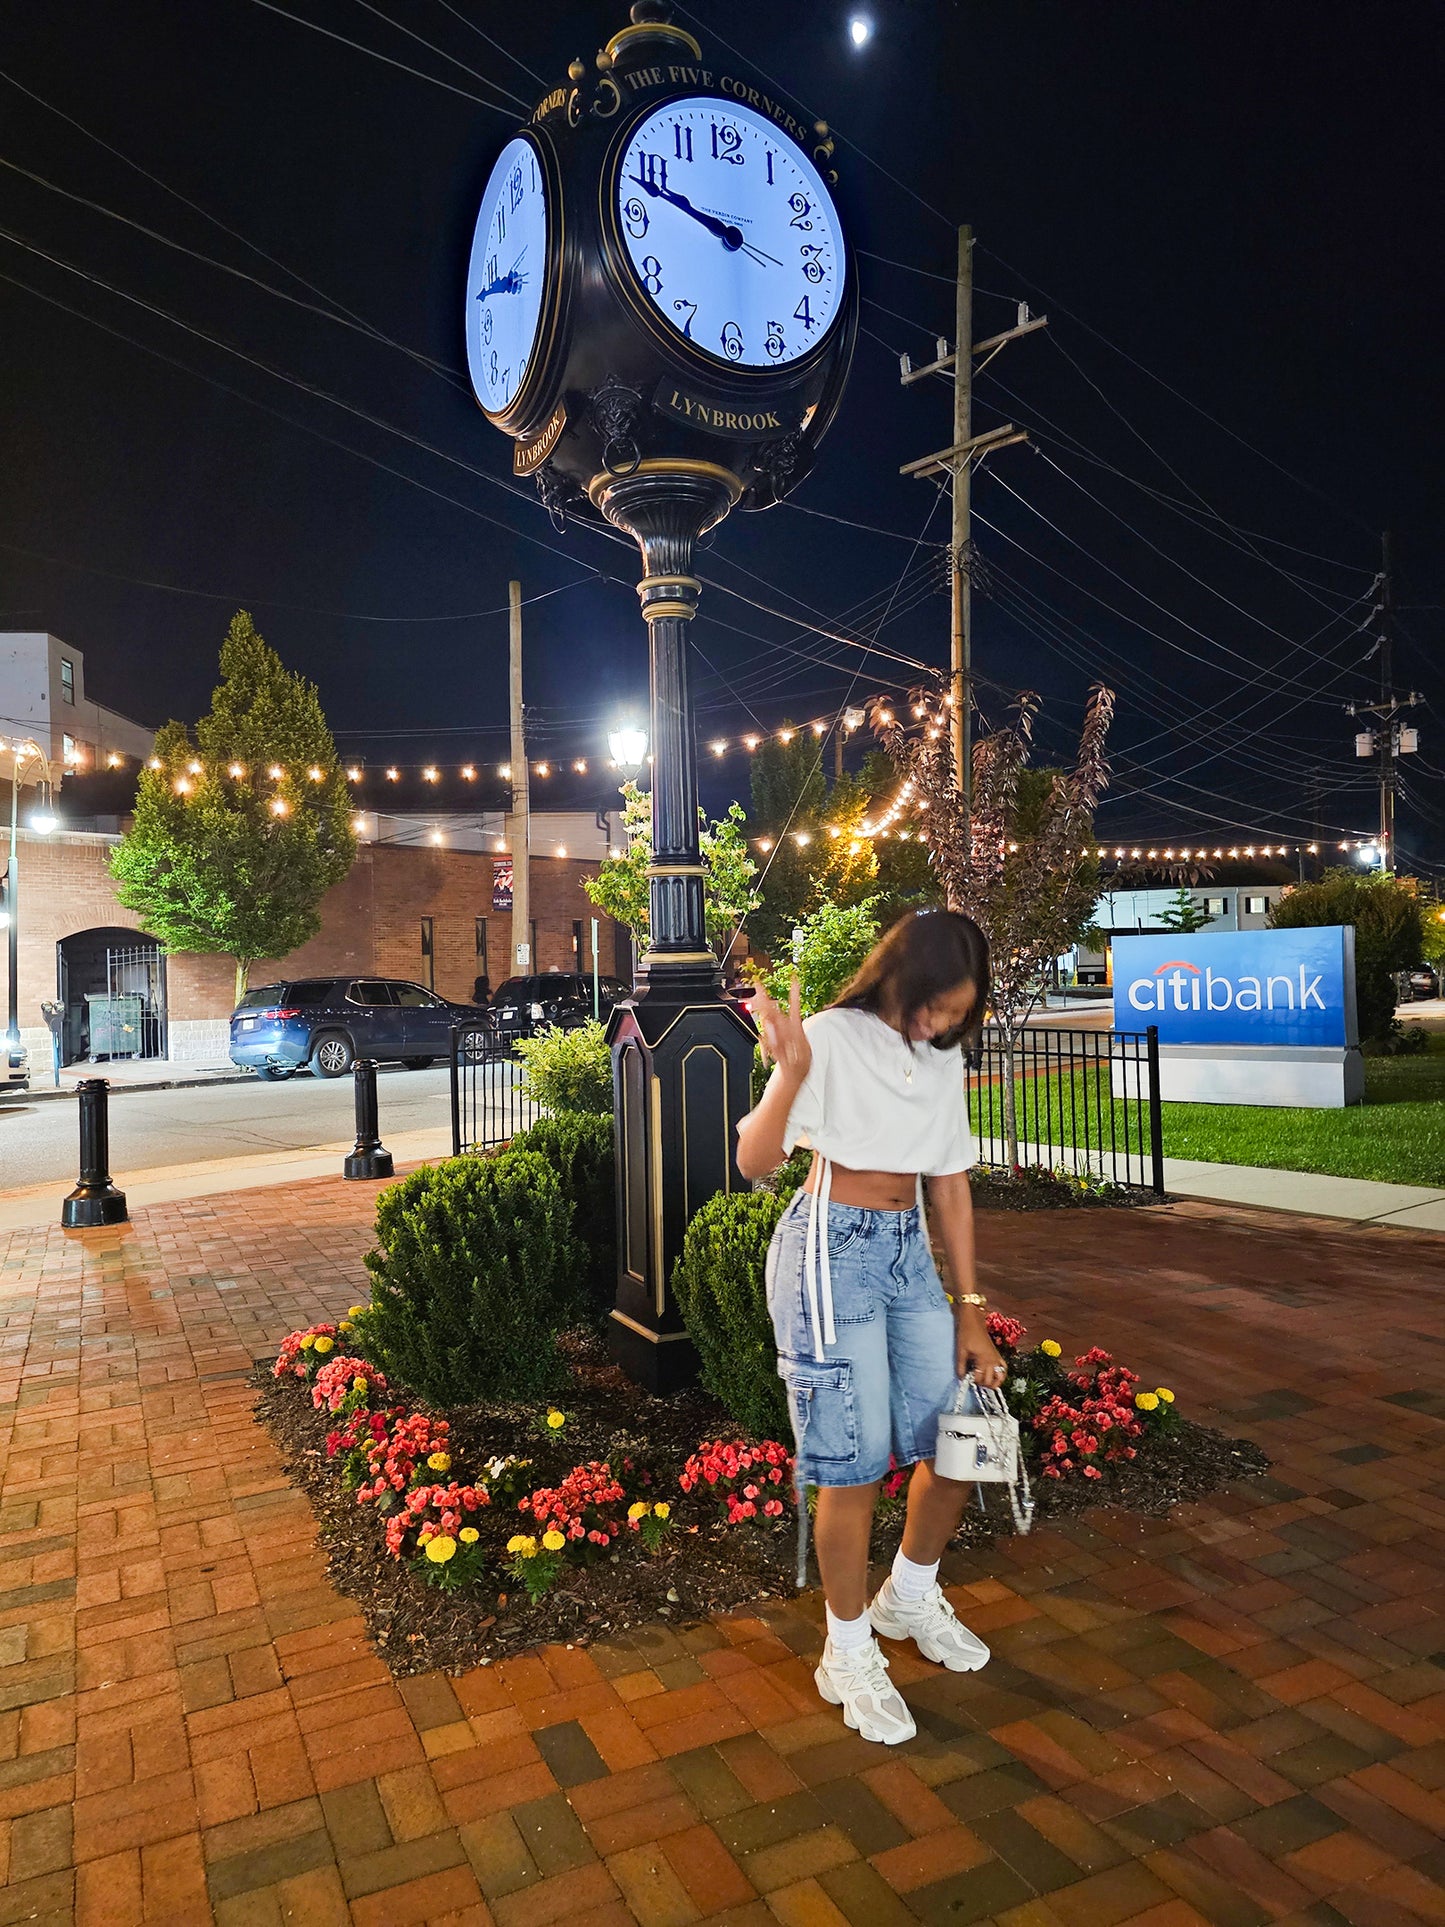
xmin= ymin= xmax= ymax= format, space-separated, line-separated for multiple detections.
xmin=229 ymin=978 xmax=481 ymax=1079
xmin=1400 ymin=964 xmax=1440 ymax=1002
xmin=488 ymin=972 xmax=630 ymax=1047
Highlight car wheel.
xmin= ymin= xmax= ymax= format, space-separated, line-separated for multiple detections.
xmin=312 ymin=1033 xmax=355 ymax=1078
xmin=403 ymin=1057 xmax=435 ymax=1070
xmin=253 ymin=1065 xmax=292 ymax=1082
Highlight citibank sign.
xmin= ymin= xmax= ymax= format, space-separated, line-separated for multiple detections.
xmin=1112 ymin=927 xmax=1357 ymax=1048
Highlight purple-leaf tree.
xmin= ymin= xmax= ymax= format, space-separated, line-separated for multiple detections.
xmin=872 ymin=683 xmax=1116 ymax=1167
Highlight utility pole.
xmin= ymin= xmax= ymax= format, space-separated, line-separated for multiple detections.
xmin=899 ymin=229 xmax=1046 ymax=816
xmin=506 ymin=579 xmax=531 ymax=970
xmin=1346 ymin=532 xmax=1421 ymax=874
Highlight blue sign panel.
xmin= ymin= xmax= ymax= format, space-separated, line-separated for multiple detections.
xmin=1112 ymin=927 xmax=1356 ymax=1048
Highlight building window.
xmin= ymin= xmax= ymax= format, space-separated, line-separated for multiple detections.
xmin=1244 ymin=895 xmax=1269 ymax=916
xmin=62 ymin=733 xmax=77 ymax=766
xmin=572 ymin=920 xmax=584 ymax=971
xmin=420 ymin=916 xmax=434 ymax=990
xmin=59 ymin=657 xmax=74 ymax=704
xmin=1204 ymin=896 xmax=1228 ymax=915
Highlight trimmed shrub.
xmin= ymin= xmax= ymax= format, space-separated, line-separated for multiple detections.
xmin=511 ymin=1113 xmax=617 ymax=1326
xmin=514 ymin=1020 xmax=613 ymax=1115
xmin=672 ymin=1189 xmax=789 ymax=1442
xmin=357 ymin=1152 xmax=581 ymax=1404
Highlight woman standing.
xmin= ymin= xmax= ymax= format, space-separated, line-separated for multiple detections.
xmin=737 ymin=909 xmax=1007 ymax=1746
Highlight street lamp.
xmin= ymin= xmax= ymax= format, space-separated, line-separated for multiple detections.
xmin=4 ymin=739 xmax=57 ymax=1053
xmin=608 ymin=724 xmax=648 ymax=771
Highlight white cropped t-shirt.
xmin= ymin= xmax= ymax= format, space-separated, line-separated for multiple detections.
xmin=765 ymin=1007 xmax=976 ymax=1361
xmin=775 ymin=1006 xmax=977 ymax=1177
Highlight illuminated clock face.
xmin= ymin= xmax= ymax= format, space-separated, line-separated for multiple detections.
xmin=465 ymin=135 xmax=549 ymax=416
xmin=614 ymin=98 xmax=846 ymax=371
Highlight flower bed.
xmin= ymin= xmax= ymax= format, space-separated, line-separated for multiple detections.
xmin=255 ymin=1317 xmax=1266 ymax=1674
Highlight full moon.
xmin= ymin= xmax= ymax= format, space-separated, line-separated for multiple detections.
xmin=848 ymin=17 xmax=872 ymax=47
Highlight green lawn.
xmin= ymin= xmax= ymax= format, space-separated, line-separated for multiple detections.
xmin=971 ymin=1036 xmax=1445 ymax=1188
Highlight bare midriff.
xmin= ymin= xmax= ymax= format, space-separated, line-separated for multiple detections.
xmin=802 ymin=1151 xmax=918 ymax=1211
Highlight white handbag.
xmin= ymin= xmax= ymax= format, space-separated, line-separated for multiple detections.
xmin=935 ymin=1375 xmax=1035 ymax=1534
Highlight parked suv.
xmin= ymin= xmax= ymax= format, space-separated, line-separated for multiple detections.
xmin=488 ymin=972 xmax=630 ymax=1048
xmin=229 ymin=978 xmax=480 ymax=1079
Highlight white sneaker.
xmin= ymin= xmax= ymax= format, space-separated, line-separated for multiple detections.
xmin=814 ymin=1635 xmax=917 ymax=1745
xmin=869 ymin=1577 xmax=992 ymax=1672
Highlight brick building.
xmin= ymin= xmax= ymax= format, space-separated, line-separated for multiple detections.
xmin=7 ymin=828 xmax=626 ymax=1066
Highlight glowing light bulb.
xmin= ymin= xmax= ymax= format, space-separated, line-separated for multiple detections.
xmin=174 ymin=777 xmax=190 ymax=794
xmin=106 ymin=752 xmax=122 ymax=769
xmin=229 ymin=762 xmax=246 ymax=778
xmin=710 ymin=740 xmax=727 ymax=757
xmin=268 ymin=765 xmax=284 ymax=780
xmin=499 ymin=763 xmax=511 ymax=780
xmin=573 ymin=759 xmax=587 ymax=774
xmin=270 ymin=797 xmax=289 ymax=816
xmin=461 ymin=765 xmax=476 ymax=780
xmin=535 ymin=761 xmax=551 ymax=778
xmin=308 ymin=766 xmax=323 ymax=782
xmin=346 ymin=766 xmax=362 ymax=781
xmin=386 ymin=767 xmax=400 ymax=782
xmin=423 ymin=766 xmax=439 ymax=783
xmin=148 ymin=756 xmax=162 ymax=770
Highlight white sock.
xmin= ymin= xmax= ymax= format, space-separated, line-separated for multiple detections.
xmin=891 ymin=1550 xmax=940 ymax=1601
xmin=825 ymin=1605 xmax=873 ymax=1653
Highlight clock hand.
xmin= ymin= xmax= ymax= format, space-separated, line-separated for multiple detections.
xmin=738 ymin=241 xmax=784 ymax=268
xmin=633 ymin=170 xmax=746 ymax=253
xmin=476 ymin=246 xmax=528 ymax=301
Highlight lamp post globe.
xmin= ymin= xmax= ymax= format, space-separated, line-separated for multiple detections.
xmin=463 ymin=0 xmax=855 ymax=1387
xmin=609 ymin=725 xmax=649 ymax=769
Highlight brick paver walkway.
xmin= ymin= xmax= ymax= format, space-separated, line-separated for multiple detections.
xmin=1 ymin=1181 xmax=1442 ymax=1926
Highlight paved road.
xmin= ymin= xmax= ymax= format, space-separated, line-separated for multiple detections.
xmin=0 ymin=1064 xmax=457 ymax=1190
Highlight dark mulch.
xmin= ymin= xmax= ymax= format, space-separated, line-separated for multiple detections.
xmin=971 ymin=1166 xmax=1160 ymax=1210
xmin=252 ymin=1328 xmax=1268 ymax=1678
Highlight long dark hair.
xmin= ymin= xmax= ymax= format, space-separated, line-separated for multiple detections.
xmin=833 ymin=909 xmax=990 ymax=1051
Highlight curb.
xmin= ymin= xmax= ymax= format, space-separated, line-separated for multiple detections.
xmin=1 ymin=1071 xmax=255 ymax=1105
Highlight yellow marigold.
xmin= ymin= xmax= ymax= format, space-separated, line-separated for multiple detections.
xmin=541 ymin=1530 xmax=566 ymax=1552
xmin=507 ymin=1534 xmax=537 ymax=1557
xmin=424 ymin=1535 xmax=457 ymax=1563
xmin=313 ymin=1336 xmax=334 ymax=1355
xmin=339 ymin=1321 xmax=352 ymax=1335
xmin=1135 ymin=1391 xmax=1160 ymax=1412
xmin=426 ymin=1452 xmax=451 ymax=1472
xmin=1040 ymin=1339 xmax=1062 ymax=1358
xmin=546 ymin=1410 xmax=566 ymax=1430
xmin=348 ymin=1305 xmax=366 ymax=1318
xmin=299 ymin=1333 xmax=316 ymax=1350
xmin=1156 ymin=1388 xmax=1174 ymax=1403
xmin=628 ymin=1502 xmax=649 ymax=1522
xmin=459 ymin=1527 xmax=479 ymax=1544
xmin=352 ymin=1375 xmax=368 ymax=1393
xmin=652 ymin=1502 xmax=670 ymax=1520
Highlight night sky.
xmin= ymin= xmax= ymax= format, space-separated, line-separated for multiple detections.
xmin=2 ymin=1 xmax=1441 ymax=863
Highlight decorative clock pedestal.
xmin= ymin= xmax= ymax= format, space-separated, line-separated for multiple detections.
xmin=593 ymin=461 xmax=757 ymax=1391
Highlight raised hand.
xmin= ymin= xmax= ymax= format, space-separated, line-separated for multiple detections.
xmin=749 ymin=976 xmax=811 ymax=1083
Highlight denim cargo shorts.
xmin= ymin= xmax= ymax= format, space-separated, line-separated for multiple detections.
xmin=765 ymin=1188 xmax=958 ymax=1488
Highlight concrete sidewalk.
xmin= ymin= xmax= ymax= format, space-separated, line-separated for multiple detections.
xmin=4 ymin=1058 xmax=252 ymax=1103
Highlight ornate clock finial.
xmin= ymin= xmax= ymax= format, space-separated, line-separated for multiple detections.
xmin=630 ymin=1 xmax=673 ymax=22
xmin=568 ymin=58 xmax=586 ymax=81
xmin=606 ymin=0 xmax=702 ymax=66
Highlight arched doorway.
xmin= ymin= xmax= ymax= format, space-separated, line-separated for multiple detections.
xmin=57 ymin=928 xmax=167 ymax=1066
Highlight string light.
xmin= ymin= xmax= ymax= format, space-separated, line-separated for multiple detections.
xmin=270 ymin=797 xmax=289 ymax=816
xmin=386 ymin=767 xmax=400 ymax=782
xmin=308 ymin=766 xmax=324 ymax=782
xmin=174 ymin=777 xmax=190 ymax=794
xmin=105 ymin=752 xmax=122 ymax=769
xmin=268 ymin=764 xmax=284 ymax=780
xmin=710 ymin=740 xmax=727 ymax=756
xmin=461 ymin=765 xmax=476 ymax=780
xmin=346 ymin=765 xmax=362 ymax=781
xmin=229 ymin=762 xmax=246 ymax=778
xmin=423 ymin=766 xmax=439 ymax=783
xmin=187 ymin=760 xmax=202 ymax=775
xmin=499 ymin=763 xmax=511 ymax=780
xmin=148 ymin=756 xmax=162 ymax=770
xmin=535 ymin=761 xmax=551 ymax=778
xmin=572 ymin=759 xmax=587 ymax=774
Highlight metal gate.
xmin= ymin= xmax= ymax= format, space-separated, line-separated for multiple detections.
xmin=449 ymin=1021 xmax=538 ymax=1154
xmin=100 ymin=945 xmax=167 ymax=1060
xmin=969 ymin=1024 xmax=1165 ymax=1196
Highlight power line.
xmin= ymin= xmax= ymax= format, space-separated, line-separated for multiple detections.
xmin=243 ymin=0 xmax=520 ymax=113
xmin=346 ymin=0 xmax=533 ymax=110
xmin=427 ymin=0 xmax=547 ymax=85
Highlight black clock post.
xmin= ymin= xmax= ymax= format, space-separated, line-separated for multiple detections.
xmin=465 ymin=0 xmax=856 ymax=1392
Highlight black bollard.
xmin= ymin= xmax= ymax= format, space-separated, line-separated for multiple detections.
xmin=61 ymin=1078 xmax=129 ymax=1228
xmin=343 ymin=1058 xmax=394 ymax=1180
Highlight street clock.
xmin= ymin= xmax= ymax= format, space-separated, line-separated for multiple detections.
xmin=462 ymin=1 xmax=856 ymax=513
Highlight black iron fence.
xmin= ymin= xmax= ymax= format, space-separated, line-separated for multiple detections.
xmin=969 ymin=1024 xmax=1164 ymax=1196
xmin=449 ymin=1022 xmax=538 ymax=1155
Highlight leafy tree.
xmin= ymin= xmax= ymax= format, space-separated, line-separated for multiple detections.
xmin=1158 ymin=884 xmax=1212 ymax=935
xmin=112 ymin=612 xmax=354 ymax=1001
xmin=747 ymin=729 xmax=877 ymax=956
xmin=764 ymin=895 xmax=881 ymax=1017
xmin=1269 ymin=868 xmax=1423 ymax=1044
xmin=875 ymin=685 xmax=1113 ymax=1165
xmin=858 ymin=749 xmax=941 ymax=925
xmin=583 ymin=780 xmax=759 ymax=953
